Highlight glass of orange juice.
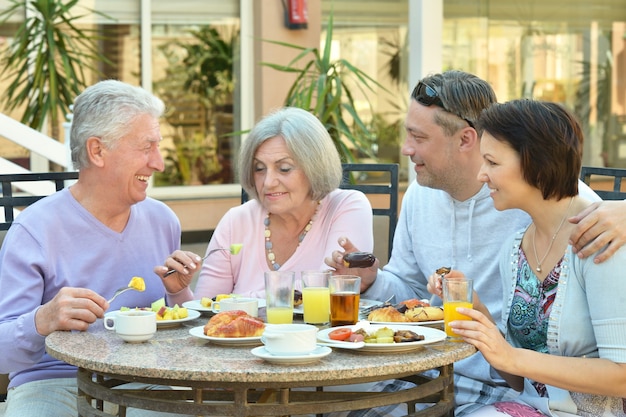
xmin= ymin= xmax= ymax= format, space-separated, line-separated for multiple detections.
xmin=442 ymin=278 xmax=473 ymax=340
xmin=264 ymin=271 xmax=295 ymax=324
xmin=301 ymin=270 xmax=331 ymax=325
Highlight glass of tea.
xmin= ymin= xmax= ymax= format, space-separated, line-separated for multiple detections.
xmin=329 ymin=275 xmax=361 ymax=327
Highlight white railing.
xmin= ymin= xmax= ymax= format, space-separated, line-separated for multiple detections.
xmin=0 ymin=113 xmax=70 ymax=169
xmin=0 ymin=113 xmax=73 ymax=196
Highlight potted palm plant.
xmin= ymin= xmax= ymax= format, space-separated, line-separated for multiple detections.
xmin=0 ymin=0 xmax=111 ymax=141
xmin=261 ymin=12 xmax=387 ymax=163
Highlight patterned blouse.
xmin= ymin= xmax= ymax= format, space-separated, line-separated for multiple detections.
xmin=507 ymin=247 xmax=563 ymax=397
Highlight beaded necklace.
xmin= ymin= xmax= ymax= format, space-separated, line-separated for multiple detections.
xmin=264 ymin=202 xmax=320 ymax=270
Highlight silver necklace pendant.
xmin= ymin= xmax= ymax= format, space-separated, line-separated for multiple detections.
xmin=536 ymin=266 xmax=542 ymax=272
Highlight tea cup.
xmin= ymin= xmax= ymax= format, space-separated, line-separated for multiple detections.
xmin=104 ymin=310 xmax=156 ymax=343
xmin=211 ymin=297 xmax=259 ymax=317
xmin=261 ymin=323 xmax=318 ymax=356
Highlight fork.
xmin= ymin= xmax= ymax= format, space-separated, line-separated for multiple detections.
xmin=163 ymin=247 xmax=232 ymax=277
xmin=360 ymin=294 xmax=395 ymax=317
xmin=107 ymin=286 xmax=140 ymax=304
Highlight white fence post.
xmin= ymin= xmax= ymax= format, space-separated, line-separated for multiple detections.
xmin=64 ymin=105 xmax=74 ymax=172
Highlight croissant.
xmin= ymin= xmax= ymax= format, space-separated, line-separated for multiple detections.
xmin=204 ymin=310 xmax=265 ymax=338
xmin=405 ymin=306 xmax=444 ymax=322
xmin=367 ymin=306 xmax=410 ymax=322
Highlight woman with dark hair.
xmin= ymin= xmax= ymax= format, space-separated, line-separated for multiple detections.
xmin=429 ymin=99 xmax=626 ymax=417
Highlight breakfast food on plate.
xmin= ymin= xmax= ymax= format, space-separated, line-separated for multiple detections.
xmin=393 ymin=329 xmax=426 ymax=343
xmin=399 ymin=299 xmax=429 ymax=309
xmin=203 ymin=310 xmax=265 ymax=338
xmin=155 ymin=305 xmax=189 ymax=321
xmin=121 ymin=297 xmax=189 ymax=321
xmin=128 ymin=276 xmax=146 ymax=292
xmin=436 ymin=266 xmax=451 ymax=276
xmin=367 ymin=299 xmax=443 ymax=323
xmin=215 ymin=294 xmax=233 ymax=301
xmin=331 ymin=326 xmax=424 ymax=344
xmin=200 ymin=297 xmax=212 ymax=307
xmin=367 ymin=306 xmax=410 ymax=322
xmin=293 ymin=289 xmax=303 ymax=307
xmin=343 ymin=252 xmax=376 ymax=268
xmin=404 ymin=306 xmax=444 ymax=322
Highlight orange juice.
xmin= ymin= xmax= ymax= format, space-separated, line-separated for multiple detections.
xmin=443 ymin=301 xmax=473 ymax=338
xmin=302 ymin=286 xmax=330 ymax=324
xmin=266 ymin=307 xmax=293 ymax=324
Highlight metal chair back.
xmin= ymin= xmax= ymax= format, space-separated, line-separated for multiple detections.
xmin=0 ymin=171 xmax=79 ymax=230
xmin=580 ymin=166 xmax=626 ymax=200
xmin=241 ymin=163 xmax=399 ymax=260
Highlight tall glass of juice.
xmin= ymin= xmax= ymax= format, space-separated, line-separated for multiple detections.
xmin=442 ymin=278 xmax=473 ymax=340
xmin=264 ymin=271 xmax=295 ymax=324
xmin=301 ymin=270 xmax=331 ymax=325
xmin=329 ymin=275 xmax=361 ymax=327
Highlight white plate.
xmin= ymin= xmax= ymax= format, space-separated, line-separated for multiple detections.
xmin=317 ymin=324 xmax=446 ymax=353
xmin=183 ymin=298 xmax=267 ymax=313
xmin=293 ymin=298 xmax=381 ymax=315
xmin=106 ymin=309 xmax=201 ymax=328
xmin=369 ymin=319 xmax=444 ymax=327
xmin=250 ymin=346 xmax=331 ymax=365
xmin=188 ymin=325 xmax=263 ymax=346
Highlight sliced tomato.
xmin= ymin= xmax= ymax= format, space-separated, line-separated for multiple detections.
xmin=328 ymin=328 xmax=352 ymax=341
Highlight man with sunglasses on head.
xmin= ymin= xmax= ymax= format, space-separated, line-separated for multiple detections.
xmin=326 ymin=70 xmax=626 ymax=416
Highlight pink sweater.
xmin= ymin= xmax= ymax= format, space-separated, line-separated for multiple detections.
xmin=194 ymin=189 xmax=373 ymax=298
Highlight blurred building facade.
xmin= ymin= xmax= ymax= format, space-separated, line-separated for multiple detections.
xmin=1 ymin=0 xmax=625 ymax=189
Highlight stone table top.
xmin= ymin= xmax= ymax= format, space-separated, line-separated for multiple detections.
xmin=46 ymin=317 xmax=476 ymax=386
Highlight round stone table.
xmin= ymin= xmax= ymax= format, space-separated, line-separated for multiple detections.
xmin=46 ymin=317 xmax=476 ymax=417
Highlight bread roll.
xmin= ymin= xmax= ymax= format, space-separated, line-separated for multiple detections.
xmin=204 ymin=310 xmax=265 ymax=337
xmin=367 ymin=306 xmax=410 ymax=322
xmin=404 ymin=306 xmax=444 ymax=322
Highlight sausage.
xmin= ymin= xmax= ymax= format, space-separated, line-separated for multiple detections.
xmin=343 ymin=252 xmax=376 ymax=268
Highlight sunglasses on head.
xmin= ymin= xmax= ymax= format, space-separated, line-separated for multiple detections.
xmin=411 ymin=81 xmax=475 ymax=129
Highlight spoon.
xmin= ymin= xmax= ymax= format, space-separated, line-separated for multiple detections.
xmin=317 ymin=341 xmax=365 ymax=349
xmin=163 ymin=243 xmax=243 ymax=277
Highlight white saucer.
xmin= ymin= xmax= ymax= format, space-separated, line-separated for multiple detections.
xmin=250 ymin=346 xmax=331 ymax=365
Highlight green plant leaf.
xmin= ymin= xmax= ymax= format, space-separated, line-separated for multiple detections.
xmin=259 ymin=10 xmax=391 ymax=162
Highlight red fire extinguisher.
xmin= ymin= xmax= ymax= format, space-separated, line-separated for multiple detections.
xmin=285 ymin=0 xmax=308 ymax=30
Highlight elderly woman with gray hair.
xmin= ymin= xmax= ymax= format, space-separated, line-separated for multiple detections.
xmin=194 ymin=107 xmax=373 ymax=298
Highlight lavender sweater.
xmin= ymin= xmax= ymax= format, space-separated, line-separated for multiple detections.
xmin=0 ymin=188 xmax=189 ymax=388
